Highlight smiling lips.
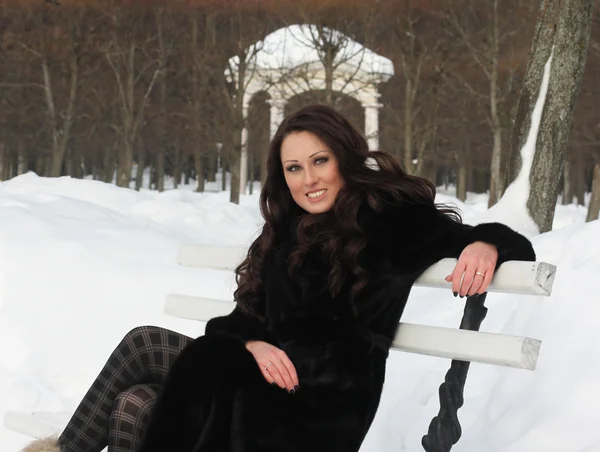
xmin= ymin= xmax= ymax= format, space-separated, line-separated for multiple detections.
xmin=306 ymin=189 xmax=327 ymax=201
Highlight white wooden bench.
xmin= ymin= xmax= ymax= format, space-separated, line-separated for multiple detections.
xmin=5 ymin=244 xmax=556 ymax=451
xmin=171 ymin=245 xmax=554 ymax=370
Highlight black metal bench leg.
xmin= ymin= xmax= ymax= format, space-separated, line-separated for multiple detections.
xmin=421 ymin=292 xmax=489 ymax=452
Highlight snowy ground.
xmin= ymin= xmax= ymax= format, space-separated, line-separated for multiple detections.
xmin=0 ymin=172 xmax=598 ymax=451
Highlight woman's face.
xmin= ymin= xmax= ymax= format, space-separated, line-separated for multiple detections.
xmin=280 ymin=131 xmax=344 ymax=214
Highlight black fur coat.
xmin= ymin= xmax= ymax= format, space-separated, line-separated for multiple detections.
xmin=137 ymin=202 xmax=535 ymax=452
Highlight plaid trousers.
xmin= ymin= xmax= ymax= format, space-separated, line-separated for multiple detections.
xmin=58 ymin=326 xmax=193 ymax=452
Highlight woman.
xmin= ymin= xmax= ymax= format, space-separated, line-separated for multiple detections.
xmin=24 ymin=105 xmax=535 ymax=452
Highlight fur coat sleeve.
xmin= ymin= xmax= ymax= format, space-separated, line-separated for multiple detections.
xmin=204 ymin=305 xmax=272 ymax=344
xmin=373 ymin=202 xmax=536 ymax=272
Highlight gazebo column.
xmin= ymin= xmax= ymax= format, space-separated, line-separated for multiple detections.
xmin=268 ymin=97 xmax=287 ymax=139
xmin=239 ymin=102 xmax=249 ymax=195
xmin=362 ymin=102 xmax=382 ymax=151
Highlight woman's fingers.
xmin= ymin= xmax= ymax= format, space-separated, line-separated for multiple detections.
xmin=262 ymin=356 xmax=297 ymax=392
xmin=262 ymin=360 xmax=286 ymax=389
xmin=468 ymin=270 xmax=484 ymax=296
xmin=459 ymin=262 xmax=477 ymax=297
xmin=479 ymin=267 xmax=494 ymax=293
xmin=246 ymin=341 xmax=299 ymax=392
xmin=277 ymin=350 xmax=299 ymax=389
xmin=453 ymin=242 xmax=499 ymax=296
xmin=450 ymin=260 xmax=467 ymax=296
xmin=249 ymin=344 xmax=298 ymax=392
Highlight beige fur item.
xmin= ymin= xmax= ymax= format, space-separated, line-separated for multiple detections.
xmin=21 ymin=436 xmax=61 ymax=452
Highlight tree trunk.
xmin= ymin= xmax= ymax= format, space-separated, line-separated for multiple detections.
xmin=173 ymin=145 xmax=182 ymax=189
xmin=46 ymin=50 xmax=78 ymax=178
xmin=423 ymin=161 xmax=437 ymax=186
xmin=456 ymin=150 xmax=468 ymax=202
xmin=34 ymin=153 xmax=44 ymax=178
xmin=248 ymin=146 xmax=254 ymax=195
xmin=575 ymin=154 xmax=586 ymax=206
xmin=6 ymin=160 xmax=14 ymax=180
xmin=562 ymin=157 xmax=573 ymax=205
xmin=148 ymin=160 xmax=155 ymax=189
xmin=473 ymin=169 xmax=486 ymax=194
xmin=43 ymin=155 xmax=52 ymax=177
xmin=184 ymin=158 xmax=191 ymax=186
xmin=117 ymin=139 xmax=133 ymax=188
xmin=156 ymin=148 xmax=165 ymax=192
xmin=230 ymin=150 xmax=241 ymax=204
xmin=207 ymin=152 xmax=216 ymax=183
xmin=65 ymin=146 xmax=73 ymax=176
xmin=92 ymin=163 xmax=100 ymax=181
xmin=505 ymin=0 xmax=593 ymax=232
xmin=103 ymin=143 xmax=117 ymax=183
xmin=195 ymin=146 xmax=205 ymax=192
xmin=0 ymin=143 xmax=5 ymax=181
xmin=230 ymin=109 xmax=243 ymax=204
xmin=73 ymin=147 xmax=83 ymax=179
xmin=586 ymin=163 xmax=600 ymax=222
xmin=17 ymin=142 xmax=27 ymax=176
xmin=135 ymin=142 xmax=145 ymax=191
xmin=487 ymin=0 xmax=503 ymax=208
xmin=403 ymin=77 xmax=414 ymax=174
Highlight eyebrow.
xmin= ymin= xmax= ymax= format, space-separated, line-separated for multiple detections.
xmin=283 ymin=150 xmax=329 ymax=164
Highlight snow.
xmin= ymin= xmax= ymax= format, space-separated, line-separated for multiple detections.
xmin=228 ymin=24 xmax=394 ymax=76
xmin=486 ymin=51 xmax=554 ymax=236
xmin=1 ymin=172 xmax=599 ymax=451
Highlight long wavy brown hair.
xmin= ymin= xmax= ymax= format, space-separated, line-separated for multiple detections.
xmin=234 ymin=104 xmax=461 ymax=317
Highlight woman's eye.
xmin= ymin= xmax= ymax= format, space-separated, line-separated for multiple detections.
xmin=286 ymin=165 xmax=300 ymax=172
xmin=315 ymin=157 xmax=328 ymax=164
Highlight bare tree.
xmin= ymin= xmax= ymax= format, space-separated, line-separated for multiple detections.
xmin=218 ymin=8 xmax=271 ymax=204
xmin=185 ymin=10 xmax=220 ymax=192
xmin=445 ymin=0 xmax=524 ymax=207
xmin=505 ymin=0 xmax=594 ymax=232
xmin=10 ymin=5 xmax=87 ymax=178
xmin=369 ymin=1 xmax=452 ymax=178
xmin=104 ymin=7 xmax=162 ymax=188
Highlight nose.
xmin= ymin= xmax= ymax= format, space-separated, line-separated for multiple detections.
xmin=303 ymin=167 xmax=318 ymax=187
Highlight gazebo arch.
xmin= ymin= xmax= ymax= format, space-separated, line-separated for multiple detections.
xmin=226 ymin=24 xmax=394 ymax=193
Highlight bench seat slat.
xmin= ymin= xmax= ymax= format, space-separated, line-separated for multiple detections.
xmin=4 ymin=411 xmax=71 ymax=439
xmin=164 ymin=294 xmax=540 ymax=370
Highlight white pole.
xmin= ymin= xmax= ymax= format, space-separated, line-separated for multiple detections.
xmin=239 ymin=103 xmax=249 ymax=195
xmin=363 ymin=102 xmax=382 ymax=151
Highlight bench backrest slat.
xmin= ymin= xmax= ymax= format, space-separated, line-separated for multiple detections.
xmin=177 ymin=245 xmax=557 ymax=296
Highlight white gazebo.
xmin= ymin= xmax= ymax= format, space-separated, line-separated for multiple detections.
xmin=225 ymin=24 xmax=395 ymax=193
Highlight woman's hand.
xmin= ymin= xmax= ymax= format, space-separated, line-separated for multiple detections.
xmin=445 ymin=241 xmax=498 ymax=297
xmin=245 ymin=340 xmax=299 ymax=393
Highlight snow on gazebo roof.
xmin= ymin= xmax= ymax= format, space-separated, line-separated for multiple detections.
xmin=226 ymin=24 xmax=394 ymax=82
xmin=253 ymin=24 xmax=394 ymax=75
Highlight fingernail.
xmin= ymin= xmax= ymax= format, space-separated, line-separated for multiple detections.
xmin=290 ymin=389 xmax=296 ymax=395
xmin=294 ymin=385 xmax=299 ymax=391
xmin=453 ymin=292 xmax=458 ymax=297
xmin=271 ymin=382 xmax=277 ymax=387
xmin=460 ymin=295 xmax=464 ymax=299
